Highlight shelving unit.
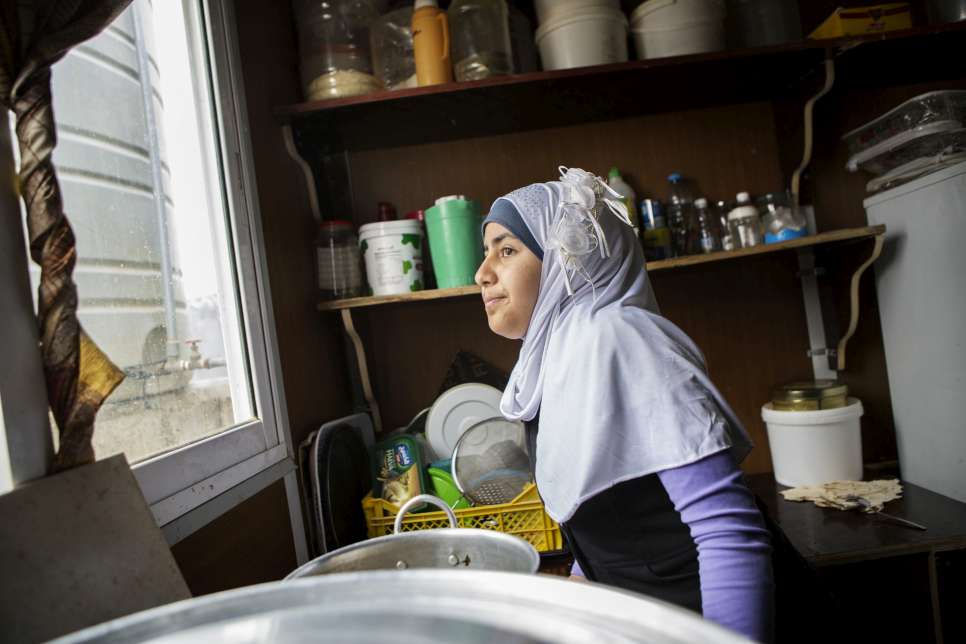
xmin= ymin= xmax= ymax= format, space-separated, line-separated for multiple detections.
xmin=273 ymin=16 xmax=961 ymax=470
xmin=277 ymin=23 xmax=966 ymax=154
xmin=317 ymin=226 xmax=885 ymax=312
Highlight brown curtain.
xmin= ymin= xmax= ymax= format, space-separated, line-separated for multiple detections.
xmin=0 ymin=0 xmax=132 ymax=472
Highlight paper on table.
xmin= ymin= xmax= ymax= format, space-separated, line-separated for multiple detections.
xmin=781 ymin=479 xmax=903 ymax=512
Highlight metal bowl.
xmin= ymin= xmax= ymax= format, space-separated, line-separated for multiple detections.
xmin=53 ymin=570 xmax=753 ymax=643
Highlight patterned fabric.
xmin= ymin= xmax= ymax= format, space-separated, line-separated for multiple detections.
xmin=1 ymin=0 xmax=131 ymax=471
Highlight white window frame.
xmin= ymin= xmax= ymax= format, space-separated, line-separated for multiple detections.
xmin=0 ymin=0 xmax=307 ymax=561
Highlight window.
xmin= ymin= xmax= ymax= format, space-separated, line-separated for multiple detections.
xmin=5 ymin=0 xmax=301 ymax=546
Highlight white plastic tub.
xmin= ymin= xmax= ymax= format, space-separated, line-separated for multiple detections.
xmin=631 ymin=0 xmax=726 ymax=59
xmin=535 ymin=8 xmax=628 ymax=71
xmin=358 ymin=219 xmax=425 ymax=296
xmin=761 ymin=398 xmax=864 ymax=488
xmin=534 ymin=0 xmax=620 ymax=24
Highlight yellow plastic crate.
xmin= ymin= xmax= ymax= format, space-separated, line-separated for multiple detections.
xmin=362 ymin=482 xmax=563 ymax=553
xmin=809 ymin=3 xmax=911 ymax=39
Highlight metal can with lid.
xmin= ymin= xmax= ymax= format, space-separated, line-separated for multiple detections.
xmin=772 ymin=380 xmax=849 ymax=411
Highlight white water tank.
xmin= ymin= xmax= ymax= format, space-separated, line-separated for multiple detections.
xmin=48 ymin=3 xmax=189 ymax=401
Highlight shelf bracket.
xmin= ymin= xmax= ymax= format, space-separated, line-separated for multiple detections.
xmin=798 ymin=248 xmax=838 ymax=380
xmin=340 ymin=309 xmax=383 ymax=434
xmin=282 ymin=124 xmax=322 ymax=222
xmin=835 ymin=232 xmax=885 ymax=371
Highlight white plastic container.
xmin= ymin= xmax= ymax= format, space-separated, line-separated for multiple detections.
xmin=535 ymin=8 xmax=629 ymax=71
xmin=534 ymin=0 xmax=620 ymax=24
xmin=761 ymin=399 xmax=864 ymax=488
xmin=630 ymin=0 xmax=726 ymax=60
xmin=358 ymin=219 xmax=425 ymax=296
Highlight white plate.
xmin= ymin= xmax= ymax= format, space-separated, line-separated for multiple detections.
xmin=426 ymin=383 xmax=504 ymax=460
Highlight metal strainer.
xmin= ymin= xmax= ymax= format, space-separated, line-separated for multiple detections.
xmin=451 ymin=417 xmax=531 ymax=506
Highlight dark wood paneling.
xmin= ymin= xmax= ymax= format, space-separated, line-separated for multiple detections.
xmin=352 ymin=296 xmax=519 ymax=432
xmin=171 ymin=481 xmax=296 ymax=596
xmin=346 ymin=102 xmax=785 ymax=223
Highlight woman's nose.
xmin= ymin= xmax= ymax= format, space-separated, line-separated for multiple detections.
xmin=475 ymin=255 xmax=494 ymax=287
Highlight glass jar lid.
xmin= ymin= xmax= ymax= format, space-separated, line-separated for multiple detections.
xmin=772 ymin=380 xmax=848 ymax=408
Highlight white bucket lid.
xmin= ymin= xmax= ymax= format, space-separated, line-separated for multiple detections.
xmin=535 ymin=7 xmax=628 ymax=43
xmin=358 ymin=219 xmax=422 ymax=240
xmin=435 ymin=194 xmax=467 ymax=206
xmin=761 ymin=398 xmax=864 ymax=426
xmin=631 ymin=0 xmax=725 ymax=25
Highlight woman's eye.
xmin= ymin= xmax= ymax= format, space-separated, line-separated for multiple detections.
xmin=500 ymin=246 xmax=516 ymax=257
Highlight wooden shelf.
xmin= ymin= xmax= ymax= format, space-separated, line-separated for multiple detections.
xmin=317 ymin=225 xmax=885 ymax=312
xmin=278 ymin=23 xmax=966 ymax=152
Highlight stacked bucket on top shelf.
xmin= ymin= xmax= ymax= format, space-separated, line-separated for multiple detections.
xmin=630 ymin=0 xmax=726 ymax=59
xmin=534 ymin=0 xmax=628 ymax=70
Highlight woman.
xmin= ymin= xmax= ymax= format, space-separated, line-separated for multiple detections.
xmin=475 ymin=168 xmax=774 ymax=642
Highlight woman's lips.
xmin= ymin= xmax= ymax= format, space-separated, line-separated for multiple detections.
xmin=483 ymin=295 xmax=507 ymax=310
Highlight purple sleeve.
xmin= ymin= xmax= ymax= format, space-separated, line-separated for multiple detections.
xmin=658 ymin=451 xmax=774 ymax=643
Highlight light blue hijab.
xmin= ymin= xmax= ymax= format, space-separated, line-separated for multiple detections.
xmin=494 ymin=168 xmax=753 ymax=522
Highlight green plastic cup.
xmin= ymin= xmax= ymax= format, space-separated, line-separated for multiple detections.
xmin=424 ymin=196 xmax=483 ymax=289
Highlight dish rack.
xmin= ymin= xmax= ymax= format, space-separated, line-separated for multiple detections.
xmin=362 ymin=482 xmax=563 ymax=553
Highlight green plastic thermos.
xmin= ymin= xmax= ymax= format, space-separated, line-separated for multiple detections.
xmin=424 ymin=195 xmax=483 ymax=289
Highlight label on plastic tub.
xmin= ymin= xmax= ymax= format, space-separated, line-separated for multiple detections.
xmin=360 ymin=232 xmax=424 ymax=296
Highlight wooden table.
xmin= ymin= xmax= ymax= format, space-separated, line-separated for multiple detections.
xmin=747 ymin=473 xmax=966 ymax=644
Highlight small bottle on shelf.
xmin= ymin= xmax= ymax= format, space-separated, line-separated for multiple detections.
xmin=727 ymin=191 xmax=763 ymax=249
xmin=413 ymin=0 xmax=454 ymax=86
xmin=608 ymin=167 xmax=640 ymax=233
xmin=639 ymin=198 xmax=673 ymax=261
xmin=378 ymin=201 xmax=397 ymax=221
xmin=666 ymin=173 xmax=693 ymax=257
xmin=688 ymin=198 xmax=721 ymax=254
xmin=716 ymin=199 xmax=736 ymax=251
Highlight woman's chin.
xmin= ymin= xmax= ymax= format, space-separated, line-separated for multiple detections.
xmin=486 ymin=316 xmax=524 ymax=341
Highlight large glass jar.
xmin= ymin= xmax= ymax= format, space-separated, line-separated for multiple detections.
xmin=448 ymin=0 xmax=513 ymax=82
xmin=317 ymin=220 xmax=363 ymax=300
xmin=370 ymin=7 xmax=417 ymax=90
xmin=293 ymin=0 xmax=382 ymax=101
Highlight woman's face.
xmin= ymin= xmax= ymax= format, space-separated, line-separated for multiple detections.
xmin=475 ymin=223 xmax=542 ymax=340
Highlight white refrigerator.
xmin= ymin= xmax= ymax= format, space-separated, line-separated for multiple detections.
xmin=864 ymin=160 xmax=966 ymax=502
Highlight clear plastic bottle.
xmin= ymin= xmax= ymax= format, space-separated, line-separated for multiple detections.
xmin=640 ymin=198 xmax=673 ymax=261
xmin=727 ymin=191 xmax=763 ymax=249
xmin=666 ymin=173 xmax=693 ymax=257
xmin=449 ymin=0 xmax=513 ymax=81
xmin=688 ymin=197 xmax=721 ymax=254
xmin=715 ymin=199 xmax=736 ymax=251
xmin=758 ymin=191 xmax=808 ymax=243
xmin=608 ymin=167 xmax=640 ymax=232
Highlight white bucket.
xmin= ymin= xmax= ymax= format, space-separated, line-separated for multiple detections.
xmin=358 ymin=219 xmax=425 ymax=296
xmin=535 ymin=9 xmax=629 ymax=71
xmin=631 ymin=0 xmax=726 ymax=59
xmin=534 ymin=0 xmax=620 ymax=24
xmin=761 ymin=398 xmax=864 ymax=488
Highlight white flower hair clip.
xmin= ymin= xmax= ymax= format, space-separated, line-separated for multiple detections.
xmin=547 ymin=166 xmax=634 ymax=296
